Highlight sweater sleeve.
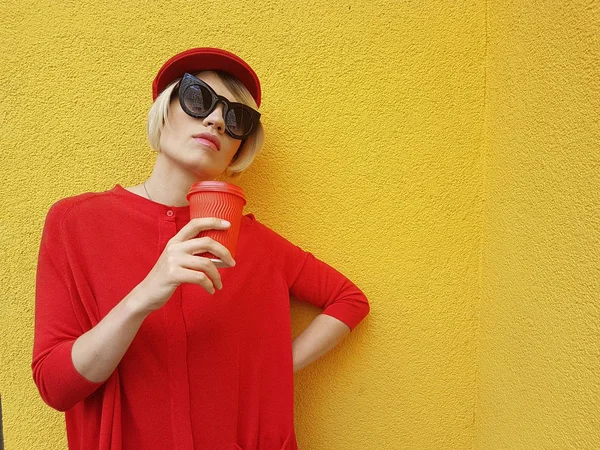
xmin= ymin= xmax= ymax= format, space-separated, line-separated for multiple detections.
xmin=288 ymin=251 xmax=370 ymax=331
xmin=256 ymin=218 xmax=370 ymax=331
xmin=32 ymin=202 xmax=105 ymax=412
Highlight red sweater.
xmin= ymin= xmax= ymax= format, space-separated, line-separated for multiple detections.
xmin=32 ymin=184 xmax=370 ymax=450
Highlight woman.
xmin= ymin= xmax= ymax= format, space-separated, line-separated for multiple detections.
xmin=32 ymin=47 xmax=370 ymax=450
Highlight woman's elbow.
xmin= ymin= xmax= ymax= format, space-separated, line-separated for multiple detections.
xmin=32 ymin=359 xmax=79 ymax=412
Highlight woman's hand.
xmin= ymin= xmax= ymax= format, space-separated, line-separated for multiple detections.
xmin=137 ymin=217 xmax=236 ymax=313
xmin=68 ymin=218 xmax=235 ymax=385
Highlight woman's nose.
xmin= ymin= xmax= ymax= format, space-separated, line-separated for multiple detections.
xmin=202 ymin=102 xmax=226 ymax=133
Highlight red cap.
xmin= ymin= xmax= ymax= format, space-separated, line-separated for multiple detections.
xmin=152 ymin=47 xmax=261 ymax=107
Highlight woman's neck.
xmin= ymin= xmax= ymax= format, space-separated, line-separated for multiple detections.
xmin=143 ymin=155 xmax=217 ymax=207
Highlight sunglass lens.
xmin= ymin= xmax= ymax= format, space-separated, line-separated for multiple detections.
xmin=226 ymin=107 xmax=253 ymax=138
xmin=183 ymin=85 xmax=213 ymax=116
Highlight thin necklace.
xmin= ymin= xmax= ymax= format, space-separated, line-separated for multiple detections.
xmin=143 ymin=181 xmax=152 ymax=201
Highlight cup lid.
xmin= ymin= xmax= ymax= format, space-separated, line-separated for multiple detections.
xmin=186 ymin=181 xmax=246 ymax=202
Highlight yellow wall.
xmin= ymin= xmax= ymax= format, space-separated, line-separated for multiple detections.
xmin=2 ymin=1 xmax=592 ymax=448
xmin=478 ymin=1 xmax=600 ymax=449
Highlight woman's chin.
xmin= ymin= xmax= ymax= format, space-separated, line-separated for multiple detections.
xmin=185 ymin=160 xmax=224 ymax=178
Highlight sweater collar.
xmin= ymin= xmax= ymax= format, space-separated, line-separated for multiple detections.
xmin=110 ymin=183 xmax=191 ymax=220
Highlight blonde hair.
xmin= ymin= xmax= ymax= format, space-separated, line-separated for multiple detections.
xmin=146 ymin=70 xmax=265 ymax=179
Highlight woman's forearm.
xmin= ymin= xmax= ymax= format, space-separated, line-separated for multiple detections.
xmin=292 ymin=314 xmax=351 ymax=373
xmin=71 ymin=283 xmax=152 ymax=383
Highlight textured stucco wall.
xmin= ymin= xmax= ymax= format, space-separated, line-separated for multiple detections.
xmin=479 ymin=1 xmax=600 ymax=449
xmin=0 ymin=1 xmax=485 ymax=449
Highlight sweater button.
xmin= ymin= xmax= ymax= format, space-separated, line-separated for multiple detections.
xmin=166 ymin=210 xmax=174 ymax=217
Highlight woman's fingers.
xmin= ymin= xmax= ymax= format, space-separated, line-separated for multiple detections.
xmin=175 ymin=266 xmax=217 ymax=294
xmin=180 ymin=237 xmax=236 ymax=267
xmin=170 ymin=217 xmax=231 ymax=244
xmin=179 ymin=254 xmax=223 ymax=291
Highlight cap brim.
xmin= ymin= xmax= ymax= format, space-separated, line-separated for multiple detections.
xmin=152 ymin=47 xmax=261 ymax=107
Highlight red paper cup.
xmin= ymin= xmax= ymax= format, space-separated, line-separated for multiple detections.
xmin=186 ymin=181 xmax=246 ymax=264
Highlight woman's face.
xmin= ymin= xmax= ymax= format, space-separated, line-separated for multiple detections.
xmin=158 ymin=71 xmax=243 ymax=179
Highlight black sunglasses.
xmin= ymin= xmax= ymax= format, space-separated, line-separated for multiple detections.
xmin=177 ymin=72 xmax=261 ymax=140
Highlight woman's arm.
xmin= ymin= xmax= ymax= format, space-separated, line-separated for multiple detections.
xmin=242 ymin=218 xmax=370 ymax=372
xmin=292 ymin=314 xmax=351 ymax=372
xmin=71 ymin=284 xmax=151 ymax=383
xmin=33 ymin=250 xmax=154 ymax=411
xmin=33 ymin=206 xmax=233 ymax=411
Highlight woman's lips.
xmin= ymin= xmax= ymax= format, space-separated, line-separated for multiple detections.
xmin=193 ymin=137 xmax=219 ymax=151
